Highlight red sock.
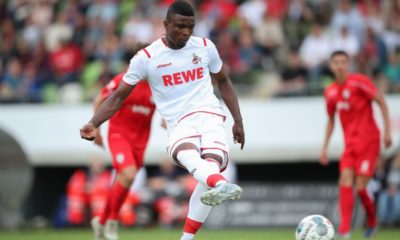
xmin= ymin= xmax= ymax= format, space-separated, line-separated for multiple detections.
xmin=206 ymin=174 xmax=226 ymax=187
xmin=339 ymin=186 xmax=354 ymax=234
xmin=99 ymin=188 xmax=113 ymax=225
xmin=183 ymin=218 xmax=203 ymax=234
xmin=108 ymin=181 xmax=130 ymax=220
xmin=358 ymin=188 xmax=376 ymax=228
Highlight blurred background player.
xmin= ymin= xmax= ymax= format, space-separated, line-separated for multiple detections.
xmin=320 ymin=50 xmax=392 ymax=238
xmin=80 ymin=1 xmax=245 ymax=240
xmin=90 ymin=46 xmax=156 ymax=240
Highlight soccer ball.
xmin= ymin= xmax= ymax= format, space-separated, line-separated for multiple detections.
xmin=295 ymin=215 xmax=335 ymax=240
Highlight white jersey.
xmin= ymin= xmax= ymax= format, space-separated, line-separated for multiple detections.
xmin=123 ymin=36 xmax=225 ymax=130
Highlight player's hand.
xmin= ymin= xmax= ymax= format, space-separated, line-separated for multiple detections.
xmin=232 ymin=120 xmax=245 ymax=150
xmin=384 ymin=131 xmax=392 ymax=148
xmin=80 ymin=122 xmax=96 ymax=141
xmin=319 ymin=148 xmax=329 ymax=166
xmin=94 ymin=129 xmax=103 ymax=147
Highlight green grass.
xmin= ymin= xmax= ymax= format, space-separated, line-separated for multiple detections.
xmin=0 ymin=228 xmax=399 ymax=240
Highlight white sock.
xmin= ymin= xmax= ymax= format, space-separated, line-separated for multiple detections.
xmin=181 ymin=232 xmax=195 ymax=240
xmin=188 ymin=183 xmax=212 ymax=221
xmin=180 ymin=183 xmax=213 ymax=239
xmin=177 ymin=150 xmax=220 ymax=186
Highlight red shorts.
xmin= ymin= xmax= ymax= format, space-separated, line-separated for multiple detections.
xmin=107 ymin=132 xmax=145 ymax=172
xmin=340 ymin=138 xmax=380 ymax=176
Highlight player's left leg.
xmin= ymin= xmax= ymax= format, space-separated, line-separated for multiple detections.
xmin=355 ymin=139 xmax=380 ymax=238
xmin=181 ymin=182 xmax=212 ymax=240
xmin=356 ymin=175 xmax=377 ymax=238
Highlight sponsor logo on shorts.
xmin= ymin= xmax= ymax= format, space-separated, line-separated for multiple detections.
xmin=116 ymin=153 xmax=125 ymax=164
xmin=190 ymin=168 xmax=197 ymax=175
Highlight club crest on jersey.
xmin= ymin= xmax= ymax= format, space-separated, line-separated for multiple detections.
xmin=192 ymin=53 xmax=201 ymax=64
xmin=342 ymin=89 xmax=351 ymax=99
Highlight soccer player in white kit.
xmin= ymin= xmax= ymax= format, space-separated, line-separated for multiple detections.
xmin=80 ymin=1 xmax=245 ymax=239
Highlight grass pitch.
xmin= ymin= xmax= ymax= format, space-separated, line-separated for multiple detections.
xmin=0 ymin=228 xmax=399 ymax=240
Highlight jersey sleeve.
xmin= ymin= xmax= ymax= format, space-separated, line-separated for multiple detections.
xmin=100 ymin=74 xmax=123 ymax=99
xmin=356 ymin=75 xmax=378 ymax=101
xmin=206 ymin=38 xmax=223 ymax=74
xmin=123 ymin=50 xmax=148 ymax=85
xmin=324 ymin=89 xmax=336 ymax=118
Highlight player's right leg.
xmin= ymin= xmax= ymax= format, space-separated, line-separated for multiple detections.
xmin=96 ymin=133 xmax=138 ymax=240
xmin=173 ymin=142 xmax=226 ymax=188
xmin=338 ymin=167 xmax=355 ymax=238
xmin=199 ymin=152 xmax=242 ymax=206
xmin=173 ymin=143 xmax=242 ymax=206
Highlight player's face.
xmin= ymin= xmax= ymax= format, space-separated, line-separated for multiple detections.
xmin=164 ymin=14 xmax=195 ymax=49
xmin=330 ymin=55 xmax=349 ymax=79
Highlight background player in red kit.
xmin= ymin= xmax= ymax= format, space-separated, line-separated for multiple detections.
xmin=91 ymin=50 xmax=156 ymax=240
xmin=320 ymin=50 xmax=392 ymax=238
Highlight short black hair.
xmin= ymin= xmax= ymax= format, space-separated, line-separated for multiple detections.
xmin=166 ymin=0 xmax=195 ymax=20
xmin=330 ymin=50 xmax=349 ymax=60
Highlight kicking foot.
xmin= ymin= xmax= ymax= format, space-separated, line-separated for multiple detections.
xmin=91 ymin=216 xmax=105 ymax=240
xmin=104 ymin=220 xmax=119 ymax=240
xmin=364 ymin=226 xmax=378 ymax=238
xmin=200 ymin=182 xmax=242 ymax=206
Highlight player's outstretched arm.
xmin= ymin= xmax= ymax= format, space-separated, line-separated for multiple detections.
xmin=374 ymin=92 xmax=392 ymax=148
xmin=80 ymin=82 xmax=135 ymax=141
xmin=211 ymin=69 xmax=245 ymax=149
xmin=91 ymin=94 xmax=107 ymax=147
xmin=320 ymin=116 xmax=335 ymax=166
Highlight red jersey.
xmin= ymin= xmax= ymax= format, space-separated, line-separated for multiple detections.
xmin=100 ymin=73 xmax=156 ymax=148
xmin=324 ymin=73 xmax=379 ymax=146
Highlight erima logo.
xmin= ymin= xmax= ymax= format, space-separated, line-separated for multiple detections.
xmin=190 ymin=168 xmax=197 ymax=175
xmin=162 ymin=67 xmax=204 ymax=86
xmin=157 ymin=62 xmax=172 ymax=68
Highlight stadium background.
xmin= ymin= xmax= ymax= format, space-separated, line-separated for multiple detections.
xmin=1 ymin=0 xmax=400 ymax=239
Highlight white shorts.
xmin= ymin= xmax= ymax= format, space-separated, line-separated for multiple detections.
xmin=167 ymin=112 xmax=229 ymax=171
